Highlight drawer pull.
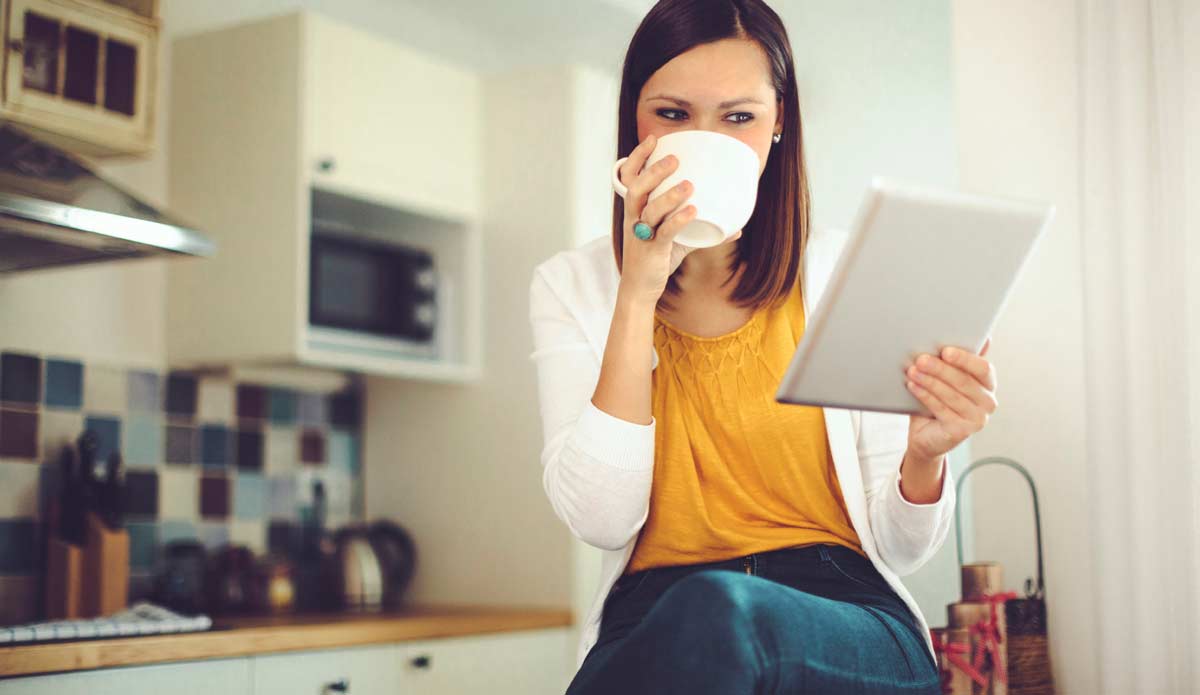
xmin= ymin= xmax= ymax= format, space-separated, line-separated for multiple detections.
xmin=323 ymin=678 xmax=349 ymax=693
xmin=411 ymin=654 xmax=432 ymax=669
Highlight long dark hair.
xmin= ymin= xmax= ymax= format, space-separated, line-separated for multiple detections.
xmin=611 ymin=0 xmax=810 ymax=314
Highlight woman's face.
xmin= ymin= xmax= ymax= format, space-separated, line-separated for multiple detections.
xmin=636 ymin=38 xmax=782 ymax=178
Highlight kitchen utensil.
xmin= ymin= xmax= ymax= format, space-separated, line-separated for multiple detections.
xmin=329 ymin=525 xmax=384 ymax=612
xmin=154 ymin=540 xmax=207 ymax=615
xmin=206 ymin=545 xmax=256 ymax=615
xmin=81 ymin=511 xmax=130 ymax=617
xmin=367 ymin=520 xmax=417 ymax=609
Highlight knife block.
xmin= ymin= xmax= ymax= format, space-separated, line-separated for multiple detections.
xmin=45 ymin=536 xmax=84 ymax=619
xmin=82 ymin=512 xmax=129 ymax=617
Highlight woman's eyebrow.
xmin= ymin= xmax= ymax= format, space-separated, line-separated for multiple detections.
xmin=647 ymin=94 xmax=764 ymax=108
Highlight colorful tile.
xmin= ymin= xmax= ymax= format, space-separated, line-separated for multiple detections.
xmin=123 ymin=470 xmax=159 ymax=518
xmin=124 ymin=415 xmax=163 ymax=468
xmin=158 ymin=468 xmax=198 ymax=521
xmin=44 ymin=359 xmax=83 ymax=409
xmin=264 ymin=426 xmax=298 ymax=475
xmin=234 ymin=473 xmax=266 ymax=520
xmin=197 ymin=378 xmax=234 ymax=423
xmin=267 ymin=388 xmax=297 ymax=424
xmin=327 ymin=430 xmax=359 ymax=475
xmin=127 ymin=370 xmax=161 ymax=413
xmin=0 ymin=519 xmax=39 ymax=573
xmin=164 ymin=373 xmax=198 ymax=418
xmin=267 ymin=475 xmax=297 ymax=520
xmin=200 ymin=474 xmax=230 ymax=519
xmin=199 ymin=424 xmax=231 ymax=468
xmin=0 ymin=409 xmax=38 ymax=459
xmin=83 ymin=415 xmax=121 ymax=465
xmin=127 ymin=521 xmax=159 ymax=570
xmin=83 ymin=364 xmax=126 ymax=414
xmin=328 ymin=390 xmax=361 ymax=427
xmin=300 ymin=429 xmax=325 ymax=464
xmin=236 ymin=384 xmax=267 ymax=420
xmin=297 ymin=393 xmax=328 ymax=426
xmin=0 ymin=352 xmax=41 ymax=405
xmin=236 ymin=428 xmax=264 ymax=472
xmin=39 ymin=409 xmax=83 ymax=464
xmin=0 ymin=461 xmax=42 ymax=518
xmin=165 ymin=424 xmax=195 ymax=465
xmin=159 ymin=519 xmax=198 ymax=544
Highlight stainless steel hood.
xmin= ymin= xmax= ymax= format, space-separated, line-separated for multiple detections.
xmin=0 ymin=124 xmax=215 ymax=273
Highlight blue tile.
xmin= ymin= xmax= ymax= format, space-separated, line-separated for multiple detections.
xmin=297 ymin=392 xmax=328 ymax=426
xmin=125 ymin=415 xmax=163 ymax=468
xmin=123 ymin=470 xmax=159 ymax=518
xmin=0 ymin=518 xmax=39 ymax=573
xmin=83 ymin=415 xmax=121 ymax=465
xmin=1 ymin=353 xmax=41 ymax=405
xmin=267 ymin=388 xmax=297 ymax=424
xmin=160 ymin=520 xmax=197 ymax=544
xmin=199 ymin=424 xmax=230 ymax=468
xmin=127 ymin=521 xmax=158 ymax=570
xmin=327 ymin=430 xmax=359 ymax=476
xmin=165 ymin=373 xmax=197 ymax=418
xmin=44 ymin=359 xmax=83 ymax=409
xmin=165 ymin=424 xmax=194 ymax=465
xmin=127 ymin=371 xmax=161 ymax=413
xmin=234 ymin=474 xmax=266 ymax=520
xmin=267 ymin=476 xmax=297 ymax=520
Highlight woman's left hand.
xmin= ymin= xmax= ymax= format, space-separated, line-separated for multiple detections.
xmin=904 ymin=337 xmax=997 ymax=462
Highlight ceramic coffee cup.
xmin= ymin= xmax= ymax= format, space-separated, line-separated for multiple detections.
xmin=611 ymin=130 xmax=760 ymax=248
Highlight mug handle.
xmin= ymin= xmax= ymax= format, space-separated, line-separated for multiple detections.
xmin=611 ymin=157 xmax=629 ymax=198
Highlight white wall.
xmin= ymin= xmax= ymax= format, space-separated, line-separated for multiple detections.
xmin=951 ymin=2 xmax=1096 ymax=692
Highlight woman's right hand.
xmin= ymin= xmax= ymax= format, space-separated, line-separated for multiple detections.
xmin=615 ymin=134 xmax=706 ymax=306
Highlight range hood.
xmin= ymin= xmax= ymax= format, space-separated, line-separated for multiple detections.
xmin=0 ymin=124 xmax=215 ymax=273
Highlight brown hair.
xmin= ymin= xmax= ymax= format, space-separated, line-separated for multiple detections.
xmin=612 ymin=0 xmax=810 ymax=314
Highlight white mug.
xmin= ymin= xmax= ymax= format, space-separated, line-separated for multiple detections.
xmin=611 ymin=130 xmax=760 ymax=248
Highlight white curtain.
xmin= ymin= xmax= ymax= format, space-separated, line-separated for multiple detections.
xmin=1079 ymin=0 xmax=1199 ymax=692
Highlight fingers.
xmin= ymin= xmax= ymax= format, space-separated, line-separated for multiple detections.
xmin=639 ymin=178 xmax=693 ymax=228
xmin=655 ymin=204 xmax=698 ymax=243
xmin=618 ymin=134 xmax=657 ymax=195
xmin=909 ymin=354 xmax=998 ymax=415
xmin=940 ymin=346 xmax=996 ymax=392
xmin=625 ymin=156 xmax=680 ymax=222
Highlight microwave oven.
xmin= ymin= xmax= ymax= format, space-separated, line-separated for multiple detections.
xmin=307 ymin=232 xmax=440 ymax=358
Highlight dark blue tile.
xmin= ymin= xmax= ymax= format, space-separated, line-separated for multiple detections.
xmin=123 ymin=470 xmax=159 ymax=518
xmin=236 ymin=428 xmax=264 ymax=472
xmin=165 ymin=424 xmax=194 ymax=465
xmin=83 ymin=416 xmax=121 ymax=465
xmin=200 ymin=475 xmax=230 ymax=519
xmin=44 ymin=359 xmax=83 ymax=409
xmin=127 ymin=370 xmax=161 ymax=413
xmin=328 ymin=390 xmax=361 ymax=427
xmin=165 ymin=373 xmax=197 ymax=418
xmin=199 ymin=425 xmax=230 ymax=468
xmin=127 ymin=521 xmax=158 ymax=571
xmin=236 ymin=384 xmax=267 ymax=419
xmin=1 ymin=353 xmax=41 ymax=405
xmin=267 ymin=388 xmax=297 ymax=424
xmin=300 ymin=429 xmax=325 ymax=464
xmin=0 ymin=518 xmax=39 ymax=573
xmin=0 ymin=409 xmax=38 ymax=459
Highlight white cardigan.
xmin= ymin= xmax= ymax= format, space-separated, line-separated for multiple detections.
xmin=527 ymin=226 xmax=956 ymax=673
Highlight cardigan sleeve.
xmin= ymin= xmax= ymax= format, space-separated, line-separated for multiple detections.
xmin=857 ymin=409 xmax=957 ymax=576
xmin=528 ymin=266 xmax=656 ymax=551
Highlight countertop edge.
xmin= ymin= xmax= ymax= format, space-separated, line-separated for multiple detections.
xmin=0 ymin=604 xmax=574 ymax=679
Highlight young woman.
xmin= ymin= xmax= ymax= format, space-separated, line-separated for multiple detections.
xmin=528 ymin=1 xmax=998 ymax=692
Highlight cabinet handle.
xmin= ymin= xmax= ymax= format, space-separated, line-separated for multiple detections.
xmin=323 ymin=678 xmax=349 ymax=693
xmin=316 ymin=157 xmax=336 ymax=173
xmin=411 ymin=654 xmax=432 ymax=669
xmin=8 ymin=39 xmax=24 ymax=53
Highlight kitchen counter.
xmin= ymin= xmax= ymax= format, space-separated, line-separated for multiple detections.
xmin=0 ymin=604 xmax=572 ymax=678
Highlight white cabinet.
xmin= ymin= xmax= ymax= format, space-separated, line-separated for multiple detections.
xmin=399 ymin=628 xmax=572 ymax=695
xmin=167 ymin=11 xmax=482 ymax=382
xmin=252 ymin=645 xmax=401 ymax=695
xmin=2 ymin=0 xmax=158 ymax=155
xmin=0 ymin=657 xmax=253 ymax=695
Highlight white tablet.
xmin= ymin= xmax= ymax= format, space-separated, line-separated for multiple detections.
xmin=775 ymin=177 xmax=1055 ymax=416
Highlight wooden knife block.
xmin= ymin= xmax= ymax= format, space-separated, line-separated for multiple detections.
xmin=82 ymin=512 xmax=130 ymax=617
xmin=45 ymin=537 xmax=83 ymax=619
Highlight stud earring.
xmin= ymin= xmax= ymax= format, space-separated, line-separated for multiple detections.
xmin=772 ymin=132 xmax=782 ymax=144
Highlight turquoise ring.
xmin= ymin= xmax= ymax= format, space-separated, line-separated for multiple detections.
xmin=633 ymin=221 xmax=655 ymax=240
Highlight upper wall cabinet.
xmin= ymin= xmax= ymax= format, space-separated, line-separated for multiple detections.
xmin=167 ymin=12 xmax=482 ymax=382
xmin=2 ymin=0 xmax=158 ymax=156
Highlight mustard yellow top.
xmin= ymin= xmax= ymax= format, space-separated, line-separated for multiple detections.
xmin=625 ymin=278 xmax=866 ymax=574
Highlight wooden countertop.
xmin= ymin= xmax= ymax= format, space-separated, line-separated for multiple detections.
xmin=0 ymin=604 xmax=573 ymax=679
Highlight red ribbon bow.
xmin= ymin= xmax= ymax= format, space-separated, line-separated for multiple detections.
xmin=968 ymin=590 xmax=1020 ymax=686
xmin=930 ymin=629 xmax=987 ymax=692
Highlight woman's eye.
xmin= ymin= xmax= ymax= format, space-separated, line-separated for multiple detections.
xmin=728 ymin=113 xmax=754 ymax=124
xmin=654 ymin=109 xmax=755 ymax=124
xmin=657 ymin=108 xmax=686 ymax=121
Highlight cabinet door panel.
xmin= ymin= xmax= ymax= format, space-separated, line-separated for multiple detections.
xmin=305 ymin=14 xmax=481 ymax=221
xmin=0 ymin=658 xmax=252 ymax=695
xmin=252 ymin=645 xmax=401 ymax=695
xmin=399 ymin=628 xmax=572 ymax=695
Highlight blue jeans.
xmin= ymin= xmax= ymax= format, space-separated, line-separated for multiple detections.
xmin=564 ymin=543 xmax=941 ymax=695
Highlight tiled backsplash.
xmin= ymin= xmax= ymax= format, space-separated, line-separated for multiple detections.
xmin=0 ymin=351 xmax=364 ymax=625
